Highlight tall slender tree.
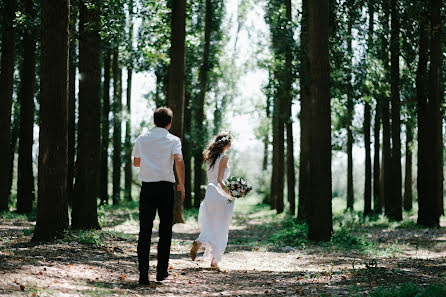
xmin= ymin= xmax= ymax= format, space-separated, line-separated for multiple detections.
xmin=124 ymin=0 xmax=134 ymax=202
xmin=380 ymin=1 xmax=392 ymax=218
xmin=363 ymin=0 xmax=373 ymax=216
xmin=285 ymin=0 xmax=295 ymax=216
xmin=0 ymin=0 xmax=17 ymax=211
xmin=416 ymin=0 xmax=430 ymax=226
xmin=16 ymin=0 xmax=38 ymax=214
xmin=71 ymin=0 xmax=101 ymax=230
xmin=67 ymin=2 xmax=78 ymax=206
xmin=100 ymin=47 xmax=111 ymax=206
xmin=33 ymin=0 xmax=70 ymax=241
xmin=112 ymin=49 xmax=122 ymax=205
xmin=298 ymin=0 xmax=310 ymax=221
xmin=346 ymin=0 xmax=355 ymax=210
xmin=403 ymin=117 xmax=413 ymax=211
xmin=388 ymin=0 xmax=402 ymax=221
xmin=307 ymin=0 xmax=332 ymax=241
xmin=167 ymin=0 xmax=186 ymax=222
xmin=193 ymin=0 xmax=212 ymax=208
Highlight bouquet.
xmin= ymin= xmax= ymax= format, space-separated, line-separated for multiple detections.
xmin=224 ymin=176 xmax=253 ymax=203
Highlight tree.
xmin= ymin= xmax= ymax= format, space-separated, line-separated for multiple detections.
xmin=0 ymin=0 xmax=17 ymax=211
xmin=193 ymin=0 xmax=219 ymax=208
xmin=379 ymin=1 xmax=392 ymax=218
xmin=71 ymin=0 xmax=101 ymax=230
xmin=284 ymin=0 xmax=295 ymax=216
xmin=33 ymin=0 xmax=70 ymax=241
xmin=16 ymin=0 xmax=38 ymax=214
xmin=124 ymin=0 xmax=134 ymax=202
xmin=363 ymin=0 xmax=373 ymax=216
xmin=346 ymin=0 xmax=355 ymax=211
xmin=167 ymin=0 xmax=186 ymax=223
xmin=417 ymin=0 xmax=443 ymax=227
xmin=403 ymin=117 xmax=413 ymax=211
xmin=307 ymin=0 xmax=332 ymax=241
xmin=100 ymin=47 xmax=111 ymax=206
xmin=388 ymin=0 xmax=402 ymax=221
xmin=112 ymin=48 xmax=122 ymax=205
xmin=298 ymin=0 xmax=310 ymax=221
xmin=68 ymin=2 xmax=78 ymax=205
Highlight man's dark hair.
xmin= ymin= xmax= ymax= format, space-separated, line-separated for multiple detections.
xmin=154 ymin=107 xmax=173 ymax=128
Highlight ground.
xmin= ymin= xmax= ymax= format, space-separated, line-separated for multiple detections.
xmin=0 ymin=197 xmax=445 ymax=297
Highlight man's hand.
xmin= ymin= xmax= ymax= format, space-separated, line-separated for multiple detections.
xmin=177 ymin=184 xmax=185 ymax=202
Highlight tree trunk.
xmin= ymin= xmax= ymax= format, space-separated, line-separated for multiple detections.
xmin=346 ymin=11 xmax=354 ymax=211
xmin=124 ymin=0 xmax=134 ymax=202
xmin=364 ymin=102 xmax=372 ymax=216
xmin=262 ymin=129 xmax=269 ymax=171
xmin=33 ymin=0 xmax=70 ymax=241
xmin=71 ymin=0 xmax=101 ymax=230
xmin=388 ymin=0 xmax=402 ymax=221
xmin=166 ymin=0 xmax=186 ymax=222
xmin=0 ymin=0 xmax=17 ymax=211
xmin=8 ymin=103 xmax=20 ymax=199
xmin=403 ymin=119 xmax=413 ymax=211
xmin=307 ymin=0 xmax=332 ymax=242
xmin=16 ymin=0 xmax=37 ymax=214
xmin=373 ymin=98 xmax=382 ymax=213
xmin=380 ymin=1 xmax=392 ymax=218
xmin=417 ymin=0 xmax=443 ymax=227
xmin=183 ymin=93 xmax=192 ymax=209
xmin=364 ymin=0 xmax=373 ymax=216
xmin=298 ymin=0 xmax=310 ymax=221
xmin=67 ymin=11 xmax=77 ymax=206
xmin=193 ymin=0 xmax=212 ymax=209
xmin=99 ymin=48 xmax=111 ymax=206
xmin=285 ymin=0 xmax=295 ymax=216
xmin=112 ymin=49 xmax=122 ymax=205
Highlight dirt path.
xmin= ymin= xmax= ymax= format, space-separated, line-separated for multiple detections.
xmin=1 ymin=200 xmax=445 ymax=296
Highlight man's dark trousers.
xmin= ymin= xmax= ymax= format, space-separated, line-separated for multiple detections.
xmin=137 ymin=181 xmax=174 ymax=281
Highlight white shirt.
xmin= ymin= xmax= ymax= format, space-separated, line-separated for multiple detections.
xmin=132 ymin=127 xmax=182 ymax=183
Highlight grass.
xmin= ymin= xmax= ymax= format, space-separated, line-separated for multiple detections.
xmin=61 ymin=229 xmax=136 ymax=246
xmin=370 ymin=282 xmax=446 ymax=297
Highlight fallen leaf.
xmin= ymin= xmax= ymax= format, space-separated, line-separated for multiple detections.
xmin=169 ymin=266 xmax=174 ymax=270
xmin=120 ymin=274 xmax=126 ymax=281
xmin=341 ymin=275 xmax=347 ymax=280
xmin=39 ymin=271 xmax=43 ymax=275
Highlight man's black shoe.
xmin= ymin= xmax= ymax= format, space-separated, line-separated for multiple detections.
xmin=156 ymin=271 xmax=168 ymax=282
xmin=138 ymin=278 xmax=150 ymax=286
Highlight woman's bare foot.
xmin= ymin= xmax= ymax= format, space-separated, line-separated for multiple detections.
xmin=210 ymin=259 xmax=219 ymax=269
xmin=190 ymin=241 xmax=201 ymax=261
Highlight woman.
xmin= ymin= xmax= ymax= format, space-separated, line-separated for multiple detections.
xmin=190 ymin=132 xmax=234 ymax=268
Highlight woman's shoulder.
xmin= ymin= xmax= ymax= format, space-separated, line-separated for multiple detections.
xmin=220 ymin=154 xmax=229 ymax=163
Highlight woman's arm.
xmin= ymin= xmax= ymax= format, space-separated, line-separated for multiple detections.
xmin=217 ymin=155 xmax=231 ymax=198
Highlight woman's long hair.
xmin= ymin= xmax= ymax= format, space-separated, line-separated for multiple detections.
xmin=203 ymin=132 xmax=232 ymax=169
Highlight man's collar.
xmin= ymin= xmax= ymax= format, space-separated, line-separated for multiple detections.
xmin=153 ymin=127 xmax=168 ymax=134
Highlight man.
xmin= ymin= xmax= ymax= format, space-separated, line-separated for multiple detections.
xmin=132 ymin=107 xmax=185 ymax=285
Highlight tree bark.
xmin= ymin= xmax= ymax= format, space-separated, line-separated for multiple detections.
xmin=166 ymin=0 xmax=186 ymax=222
xmin=124 ymin=0 xmax=134 ymax=202
xmin=183 ymin=92 xmax=192 ymax=209
xmin=67 ymin=9 xmax=77 ymax=206
xmin=364 ymin=0 xmax=373 ymax=216
xmin=112 ymin=49 xmax=122 ymax=205
xmin=388 ymin=0 xmax=402 ymax=221
xmin=417 ymin=0 xmax=443 ymax=227
xmin=364 ymin=101 xmax=372 ymax=216
xmin=71 ymin=0 xmax=101 ymax=230
xmin=403 ymin=119 xmax=413 ymax=211
xmin=298 ymin=0 xmax=310 ymax=221
xmin=17 ymin=0 xmax=37 ymax=214
xmin=285 ymin=0 xmax=295 ymax=216
xmin=33 ymin=0 xmax=70 ymax=241
xmin=346 ymin=6 xmax=354 ymax=210
xmin=0 ymin=0 xmax=17 ymax=211
xmin=193 ymin=0 xmax=212 ymax=209
xmin=307 ymin=0 xmax=332 ymax=242
xmin=380 ymin=1 xmax=392 ymax=218
xmin=373 ymin=99 xmax=382 ymax=213
xmin=100 ymin=48 xmax=111 ymax=206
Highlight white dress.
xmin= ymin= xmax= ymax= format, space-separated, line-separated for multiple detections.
xmin=196 ymin=154 xmax=234 ymax=264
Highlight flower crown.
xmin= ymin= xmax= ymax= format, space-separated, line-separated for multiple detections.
xmin=215 ymin=133 xmax=232 ymax=145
